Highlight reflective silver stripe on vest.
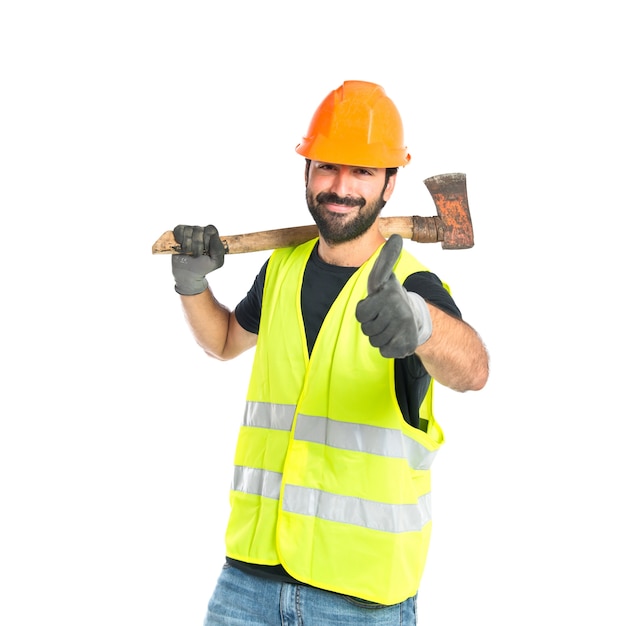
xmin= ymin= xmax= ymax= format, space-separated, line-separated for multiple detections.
xmin=294 ymin=413 xmax=438 ymax=470
xmin=243 ymin=401 xmax=296 ymax=431
xmin=283 ymin=484 xmax=432 ymax=533
xmin=232 ymin=465 xmax=282 ymax=500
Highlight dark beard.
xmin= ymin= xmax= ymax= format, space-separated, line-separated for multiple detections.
xmin=306 ymin=190 xmax=387 ymax=245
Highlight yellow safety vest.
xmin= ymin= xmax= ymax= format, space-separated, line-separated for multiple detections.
xmin=225 ymin=239 xmax=446 ymax=605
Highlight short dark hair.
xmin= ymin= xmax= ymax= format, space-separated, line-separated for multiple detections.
xmin=385 ymin=168 xmax=398 ymax=185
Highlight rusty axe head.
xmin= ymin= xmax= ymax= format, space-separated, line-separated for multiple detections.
xmin=423 ymin=173 xmax=473 ymax=249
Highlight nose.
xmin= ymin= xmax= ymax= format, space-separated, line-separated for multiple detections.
xmin=329 ymin=166 xmax=353 ymax=197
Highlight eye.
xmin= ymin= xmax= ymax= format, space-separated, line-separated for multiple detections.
xmin=317 ymin=162 xmax=337 ymax=171
xmin=354 ymin=167 xmax=375 ymax=176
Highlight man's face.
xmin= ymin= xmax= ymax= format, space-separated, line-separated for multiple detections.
xmin=306 ymin=161 xmax=395 ymax=245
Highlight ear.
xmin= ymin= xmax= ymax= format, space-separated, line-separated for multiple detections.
xmin=383 ymin=172 xmax=397 ymax=201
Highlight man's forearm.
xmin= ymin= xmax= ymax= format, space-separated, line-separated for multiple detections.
xmin=416 ymin=305 xmax=489 ymax=392
xmin=179 ymin=287 xmax=232 ymax=360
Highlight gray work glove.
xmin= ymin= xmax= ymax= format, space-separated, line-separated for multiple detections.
xmin=356 ymin=234 xmax=432 ymax=358
xmin=171 ymin=224 xmax=225 ymax=295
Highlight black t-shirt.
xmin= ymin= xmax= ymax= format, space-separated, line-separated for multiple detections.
xmin=229 ymin=243 xmax=462 ymax=584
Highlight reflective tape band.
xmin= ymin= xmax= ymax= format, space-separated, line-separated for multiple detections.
xmin=243 ymin=401 xmax=296 ymax=431
xmin=232 ymin=465 xmax=282 ymax=500
xmin=294 ymin=413 xmax=438 ymax=470
xmin=231 ymin=468 xmax=432 ymax=531
xmin=283 ymin=484 xmax=432 ymax=533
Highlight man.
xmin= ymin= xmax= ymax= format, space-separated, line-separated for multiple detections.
xmin=171 ymin=81 xmax=489 ymax=625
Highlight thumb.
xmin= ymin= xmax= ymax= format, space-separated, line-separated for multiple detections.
xmin=367 ymin=234 xmax=403 ymax=294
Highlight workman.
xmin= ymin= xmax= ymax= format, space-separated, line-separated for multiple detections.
xmin=170 ymin=80 xmax=489 ymax=625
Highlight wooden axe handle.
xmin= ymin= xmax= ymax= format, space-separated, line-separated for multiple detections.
xmin=151 ymin=172 xmax=472 ymax=254
xmin=151 ymin=216 xmax=444 ymax=255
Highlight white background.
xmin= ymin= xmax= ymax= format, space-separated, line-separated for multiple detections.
xmin=1 ymin=1 xmax=624 ymax=624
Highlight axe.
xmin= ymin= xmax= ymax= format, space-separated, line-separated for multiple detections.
xmin=151 ymin=172 xmax=473 ymax=254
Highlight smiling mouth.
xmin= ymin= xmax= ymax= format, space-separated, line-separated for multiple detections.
xmin=316 ymin=192 xmax=365 ymax=213
xmin=324 ymin=202 xmax=355 ymax=214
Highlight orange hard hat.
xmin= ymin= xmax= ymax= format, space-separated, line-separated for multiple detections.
xmin=295 ymin=80 xmax=411 ymax=168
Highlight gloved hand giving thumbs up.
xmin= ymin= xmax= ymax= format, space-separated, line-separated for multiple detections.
xmin=356 ymin=235 xmax=432 ymax=358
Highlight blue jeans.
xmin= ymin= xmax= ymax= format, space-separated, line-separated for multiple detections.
xmin=203 ymin=563 xmax=418 ymax=625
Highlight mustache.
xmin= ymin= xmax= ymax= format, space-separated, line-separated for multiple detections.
xmin=316 ymin=192 xmax=365 ymax=209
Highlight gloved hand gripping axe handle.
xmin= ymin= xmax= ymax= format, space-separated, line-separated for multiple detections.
xmin=151 ymin=173 xmax=473 ymax=254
